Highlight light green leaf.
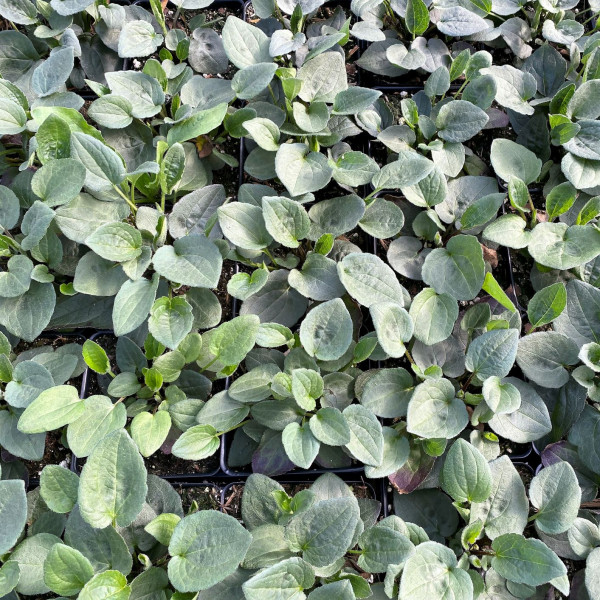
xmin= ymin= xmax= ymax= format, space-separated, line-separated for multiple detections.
xmin=40 ymin=465 xmax=79 ymax=513
xmin=297 ymin=52 xmax=347 ymax=103
xmin=275 ymin=143 xmax=333 ymax=197
xmin=0 ymin=479 xmax=27 ymax=554
xmin=149 ymin=296 xmax=194 ymax=350
xmin=131 ymin=411 xmax=172 ymax=457
xmin=442 ymin=439 xmax=492 ymax=503
xmin=209 ymin=314 xmax=260 ymax=366
xmin=343 ymin=404 xmax=384 ymax=466
xmin=299 ymin=298 xmax=353 ymax=361
xmin=79 ymin=570 xmax=130 ymax=600
xmin=43 ymin=544 xmax=94 ymax=597
xmin=262 ymin=196 xmax=310 ymax=248
xmin=422 ymin=235 xmax=485 ymax=301
xmin=78 ymin=429 xmax=147 ymax=528
xmin=86 ymin=222 xmax=142 ymax=263
xmin=282 ymin=422 xmax=320 ymax=469
xmin=243 ymin=557 xmax=315 ymax=600
xmin=529 ymin=462 xmax=581 ymax=534
xmin=370 ymin=302 xmax=413 ymax=358
xmin=482 ymin=376 xmax=521 ymax=415
xmin=399 ymin=542 xmax=473 ymax=600
xmin=305 ymin=396 xmax=353 ymax=442
xmin=409 ymin=288 xmax=458 ymax=346
xmin=218 ymin=202 xmax=273 ymax=251
xmin=285 ymin=497 xmax=360 ymax=567
xmin=153 ymin=235 xmax=222 ymax=288
xmin=167 ymin=103 xmax=228 ymax=146
xmin=407 ymin=378 xmax=468 ymax=439
xmin=171 ymin=424 xmax=220 ymax=460
xmin=491 ymin=534 xmax=566 ymax=586
xmin=18 ymin=384 xmax=83 ymax=434
xmin=528 ymin=282 xmax=566 ymax=329
xmin=338 ymin=252 xmax=405 ymax=308
xmin=168 ymin=511 xmax=252 ymax=591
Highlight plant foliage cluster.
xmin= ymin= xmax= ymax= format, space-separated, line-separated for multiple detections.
xmin=0 ymin=0 xmax=600 ymax=596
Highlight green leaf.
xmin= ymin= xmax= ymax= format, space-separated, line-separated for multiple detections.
xmin=40 ymin=465 xmax=79 ymax=514
xmin=6 ymin=533 xmax=62 ymax=596
xmin=490 ymin=138 xmax=542 ymax=184
xmin=232 ymin=62 xmax=278 ymax=100
xmin=481 ymin=272 xmax=517 ymax=313
xmin=43 ymin=544 xmax=94 ymax=597
xmin=18 ymin=384 xmax=83 ymax=434
xmin=222 ymin=16 xmax=271 ymax=69
xmin=370 ymin=302 xmax=413 ymax=358
xmin=343 ymin=404 xmax=384 ymax=466
xmin=422 ymin=235 xmax=485 ymax=301
xmin=309 ymin=407 xmax=350 ymax=446
xmin=275 ymin=143 xmax=333 ymax=197
xmin=358 ymin=526 xmax=414 ymax=573
xmin=465 ymin=329 xmax=519 ymax=380
xmin=209 ymin=315 xmax=260 ymax=365
xmin=436 ymin=100 xmax=489 ymax=143
xmin=0 ymin=561 xmax=20 ymax=598
xmin=168 ymin=511 xmax=252 ymax=591
xmin=529 ymin=462 xmax=581 ymax=534
xmin=338 ymin=252 xmax=405 ymax=308
xmin=148 ymin=296 xmax=194 ymax=350
xmin=262 ymin=196 xmax=310 ymax=248
xmin=218 ymin=202 xmax=273 ymax=251
xmin=282 ymin=422 xmax=320 ymax=469
xmin=491 ymin=534 xmax=566 ymax=586
xmin=153 ymin=235 xmax=222 ymax=288
xmin=0 ymin=479 xmax=27 ymax=554
xmin=82 ymin=340 xmax=111 ymax=375
xmin=297 ymin=52 xmax=347 ymax=103
xmin=407 ymin=379 xmax=468 ymax=439
xmin=145 ymin=513 xmax=181 ymax=546
xmin=243 ymin=117 xmax=280 ymax=151
xmin=70 ymin=132 xmax=126 ymax=192
xmin=285 ymin=497 xmax=360 ymax=567
xmin=78 ymin=429 xmax=147 ymax=528
xmin=442 ymin=439 xmax=492 ymax=503
xmin=471 ymin=456 xmax=528 ymax=539
xmin=35 ymin=114 xmax=73 ymax=163
xmin=243 ymin=557 xmax=315 ymax=600
xmin=399 ymin=542 xmax=473 ymax=600
xmin=409 ymin=288 xmax=458 ymax=345
xmin=131 ymin=410 xmax=172 ymax=457
xmin=79 ymin=570 xmax=130 ymax=600
xmin=167 ymin=103 xmax=228 ymax=146
xmin=171 ymin=424 xmax=220 ymax=460
xmin=292 ymin=368 xmax=323 ymax=411
xmin=0 ymin=280 xmax=55 ymax=342
xmin=527 ymin=283 xmax=566 ymax=330
xmin=86 ymin=222 xmax=142 ymax=263
xmin=333 ymin=87 xmax=381 ymax=115
xmin=31 ymin=158 xmax=86 ymax=207
xmin=406 ymin=0 xmax=430 ymax=35
xmin=482 ymin=376 xmax=521 ymax=415
xmin=546 ymin=182 xmax=577 ymax=220
xmin=299 ymin=298 xmax=353 ymax=361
